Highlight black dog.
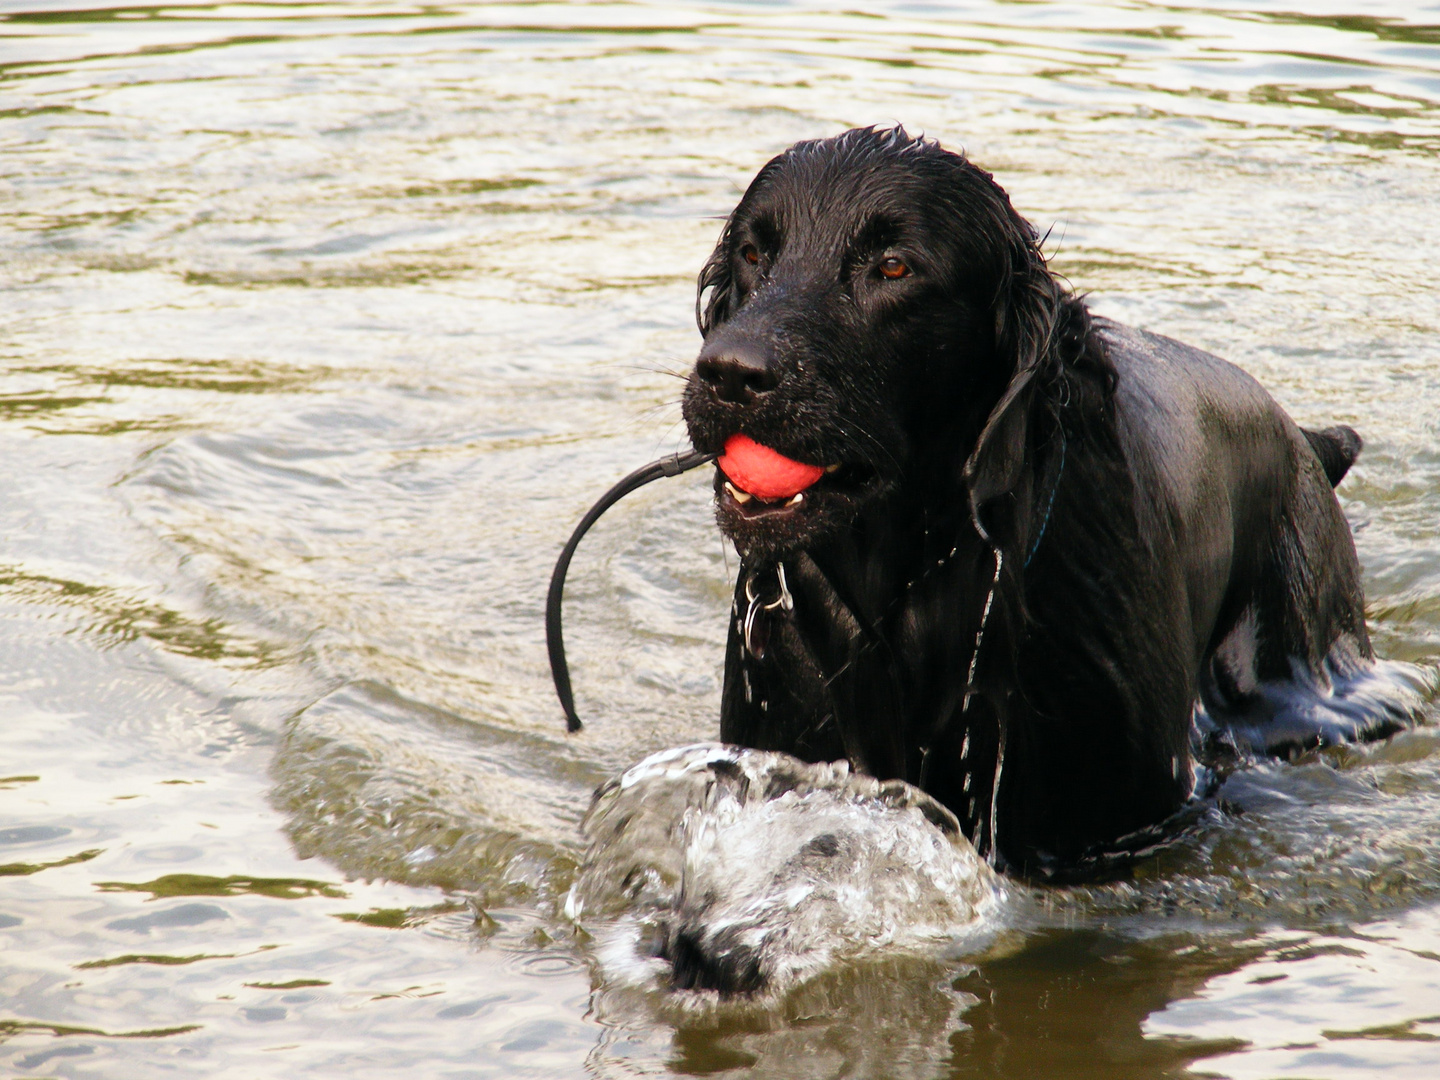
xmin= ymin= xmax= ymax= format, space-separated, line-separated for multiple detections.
xmin=681 ymin=126 xmax=1418 ymax=880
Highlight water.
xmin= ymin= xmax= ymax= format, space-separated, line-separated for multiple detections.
xmin=571 ymin=743 xmax=1003 ymax=999
xmin=2 ymin=0 xmax=1439 ymax=1075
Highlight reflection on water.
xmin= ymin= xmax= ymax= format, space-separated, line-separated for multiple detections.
xmin=2 ymin=1 xmax=1440 ymax=1076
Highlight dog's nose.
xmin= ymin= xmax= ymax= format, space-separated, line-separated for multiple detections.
xmin=695 ymin=343 xmax=778 ymax=405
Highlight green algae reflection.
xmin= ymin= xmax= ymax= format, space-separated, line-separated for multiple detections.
xmin=77 ymin=944 xmax=280 ymax=970
xmin=0 ymin=1019 xmax=201 ymax=1043
xmin=94 ymin=873 xmax=347 ymax=901
xmin=0 ymin=566 xmax=291 ymax=668
xmin=0 ymin=849 xmax=103 ymax=877
xmin=244 ymin=979 xmax=330 ymax=990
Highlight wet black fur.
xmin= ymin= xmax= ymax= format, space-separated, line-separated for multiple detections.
xmin=681 ymin=126 xmax=1409 ymax=880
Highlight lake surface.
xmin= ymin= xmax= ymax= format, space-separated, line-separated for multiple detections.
xmin=2 ymin=1 xmax=1439 ymax=1076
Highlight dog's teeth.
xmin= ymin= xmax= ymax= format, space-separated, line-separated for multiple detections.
xmin=724 ymin=481 xmax=752 ymax=505
xmin=825 ymin=464 xmax=841 ymax=474
xmin=788 ymin=493 xmax=804 ymax=506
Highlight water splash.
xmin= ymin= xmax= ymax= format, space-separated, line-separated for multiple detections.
xmin=570 ymin=743 xmax=1006 ymax=998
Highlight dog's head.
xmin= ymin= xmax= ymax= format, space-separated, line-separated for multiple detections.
xmin=682 ymin=126 xmax=1067 ymax=558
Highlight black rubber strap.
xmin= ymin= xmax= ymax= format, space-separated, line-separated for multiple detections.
xmin=546 ymin=448 xmax=717 ymax=732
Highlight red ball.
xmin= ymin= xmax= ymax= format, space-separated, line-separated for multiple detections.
xmin=717 ymin=434 xmax=825 ymax=499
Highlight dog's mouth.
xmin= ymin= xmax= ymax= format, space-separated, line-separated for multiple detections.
xmin=718 ymin=465 xmax=864 ymax=515
xmin=712 ymin=434 xmax=881 ymax=554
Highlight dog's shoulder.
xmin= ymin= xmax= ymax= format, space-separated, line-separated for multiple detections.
xmin=1084 ymin=317 xmax=1318 ymax=523
xmin=1092 ymin=318 xmax=1268 ymax=402
xmin=1091 ymin=318 xmax=1296 ymax=443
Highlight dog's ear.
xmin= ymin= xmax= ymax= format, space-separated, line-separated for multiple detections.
xmin=696 ymin=220 xmax=735 ymax=335
xmin=963 ymin=222 xmax=1063 ymax=544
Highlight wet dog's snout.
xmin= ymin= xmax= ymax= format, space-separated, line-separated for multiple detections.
xmin=695 ymin=339 xmax=778 ymax=405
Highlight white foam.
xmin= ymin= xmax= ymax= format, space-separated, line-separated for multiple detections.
xmin=573 ymin=743 xmax=1007 ymax=996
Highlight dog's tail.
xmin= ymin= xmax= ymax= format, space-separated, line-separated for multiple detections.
xmin=1302 ymin=425 xmax=1363 ymax=488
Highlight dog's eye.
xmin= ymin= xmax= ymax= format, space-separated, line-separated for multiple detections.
xmin=740 ymin=244 xmax=760 ymax=266
xmin=878 ymin=257 xmax=910 ymax=280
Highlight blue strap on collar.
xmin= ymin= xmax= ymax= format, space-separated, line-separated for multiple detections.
xmin=1025 ymin=431 xmax=1066 ymax=568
